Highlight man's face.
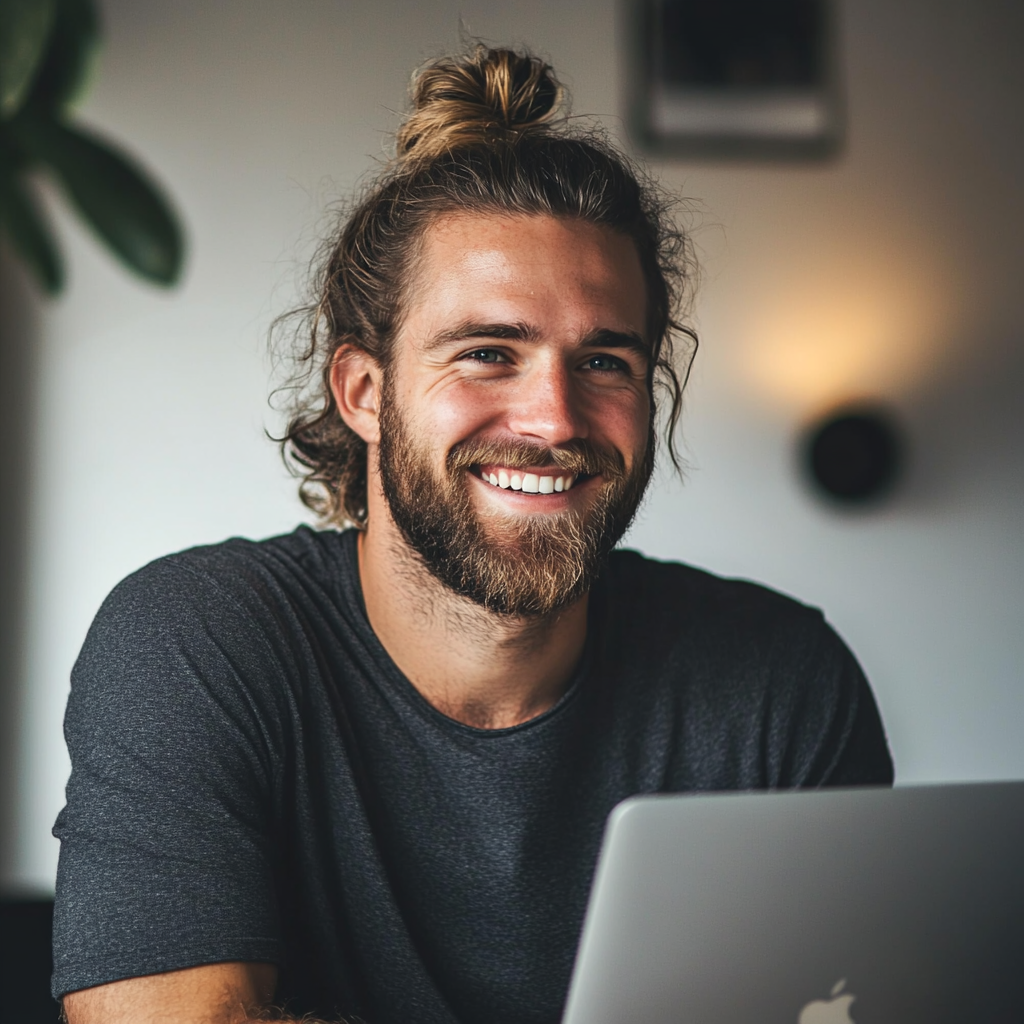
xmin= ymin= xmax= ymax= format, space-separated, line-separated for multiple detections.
xmin=377 ymin=212 xmax=654 ymax=617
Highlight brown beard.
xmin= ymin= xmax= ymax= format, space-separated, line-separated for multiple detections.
xmin=376 ymin=373 xmax=654 ymax=617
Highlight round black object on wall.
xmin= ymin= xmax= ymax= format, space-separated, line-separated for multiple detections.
xmin=803 ymin=407 xmax=903 ymax=504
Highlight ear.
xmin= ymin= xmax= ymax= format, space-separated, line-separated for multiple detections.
xmin=330 ymin=345 xmax=382 ymax=445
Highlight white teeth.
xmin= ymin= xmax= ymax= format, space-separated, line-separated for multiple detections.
xmin=480 ymin=469 xmax=578 ymax=493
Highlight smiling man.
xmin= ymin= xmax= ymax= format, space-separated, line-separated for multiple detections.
xmin=348 ymin=212 xmax=654 ymax=730
xmin=54 ymin=46 xmax=893 ymax=1024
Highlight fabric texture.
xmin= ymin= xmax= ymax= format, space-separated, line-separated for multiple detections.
xmin=52 ymin=527 xmax=893 ymax=1023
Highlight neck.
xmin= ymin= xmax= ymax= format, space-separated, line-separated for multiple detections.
xmin=357 ymin=504 xmax=589 ymax=731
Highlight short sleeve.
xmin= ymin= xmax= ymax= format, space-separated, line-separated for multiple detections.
xmin=773 ymin=614 xmax=894 ymax=788
xmin=52 ymin=558 xmax=289 ymax=998
xmin=815 ymin=629 xmax=894 ymax=787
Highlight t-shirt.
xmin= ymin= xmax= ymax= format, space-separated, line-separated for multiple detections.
xmin=52 ymin=527 xmax=893 ymax=1024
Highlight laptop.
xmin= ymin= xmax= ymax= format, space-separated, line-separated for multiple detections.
xmin=562 ymin=782 xmax=1024 ymax=1024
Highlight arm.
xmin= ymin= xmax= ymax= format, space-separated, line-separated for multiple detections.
xmin=55 ymin=561 xmax=290 ymax=1006
xmin=778 ymin=615 xmax=894 ymax=788
xmin=62 ymin=962 xmax=329 ymax=1024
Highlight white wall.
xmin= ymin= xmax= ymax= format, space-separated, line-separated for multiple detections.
xmin=3 ymin=0 xmax=1022 ymax=893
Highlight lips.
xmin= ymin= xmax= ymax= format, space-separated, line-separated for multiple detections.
xmin=449 ymin=438 xmax=615 ymax=498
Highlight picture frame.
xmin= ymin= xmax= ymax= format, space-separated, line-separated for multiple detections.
xmin=624 ymin=0 xmax=845 ymax=159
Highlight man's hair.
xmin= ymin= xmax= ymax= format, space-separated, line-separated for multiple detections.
xmin=279 ymin=45 xmax=696 ymax=528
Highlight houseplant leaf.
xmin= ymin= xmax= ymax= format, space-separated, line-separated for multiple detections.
xmin=26 ymin=0 xmax=100 ymax=111
xmin=11 ymin=114 xmax=184 ymax=285
xmin=0 ymin=0 xmax=57 ymax=116
xmin=0 ymin=163 xmax=64 ymax=293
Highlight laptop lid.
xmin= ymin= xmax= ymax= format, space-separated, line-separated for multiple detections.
xmin=562 ymin=782 xmax=1024 ymax=1024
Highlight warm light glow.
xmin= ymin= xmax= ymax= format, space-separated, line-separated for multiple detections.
xmin=732 ymin=259 xmax=952 ymax=413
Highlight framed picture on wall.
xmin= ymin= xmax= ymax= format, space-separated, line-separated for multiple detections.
xmin=625 ymin=0 xmax=844 ymax=158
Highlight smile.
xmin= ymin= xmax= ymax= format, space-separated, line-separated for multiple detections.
xmin=474 ymin=466 xmax=579 ymax=494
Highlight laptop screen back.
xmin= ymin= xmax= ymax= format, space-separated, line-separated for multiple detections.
xmin=563 ymin=783 xmax=1024 ymax=1024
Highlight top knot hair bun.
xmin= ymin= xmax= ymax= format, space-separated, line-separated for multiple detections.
xmin=395 ymin=46 xmax=564 ymax=165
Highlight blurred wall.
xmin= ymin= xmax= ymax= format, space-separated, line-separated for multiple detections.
xmin=2 ymin=0 xmax=1022 ymax=894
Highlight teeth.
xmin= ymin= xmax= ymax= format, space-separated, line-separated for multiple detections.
xmin=480 ymin=469 xmax=577 ymax=493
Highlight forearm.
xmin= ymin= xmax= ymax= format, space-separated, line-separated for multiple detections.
xmin=238 ymin=1008 xmax=341 ymax=1024
xmin=62 ymin=962 xmax=282 ymax=1024
xmin=196 ymin=1013 xmax=337 ymax=1024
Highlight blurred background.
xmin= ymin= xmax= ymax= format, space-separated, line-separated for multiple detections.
xmin=1 ymin=0 xmax=1022 ymax=912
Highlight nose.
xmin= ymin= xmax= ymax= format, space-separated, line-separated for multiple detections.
xmin=505 ymin=356 xmax=588 ymax=446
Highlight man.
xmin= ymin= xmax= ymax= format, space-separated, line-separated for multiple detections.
xmin=54 ymin=46 xmax=892 ymax=1024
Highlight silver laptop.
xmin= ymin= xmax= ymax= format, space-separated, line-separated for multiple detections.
xmin=563 ymin=782 xmax=1024 ymax=1024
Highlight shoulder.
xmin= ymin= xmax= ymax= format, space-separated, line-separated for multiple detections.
xmin=598 ymin=552 xmax=839 ymax=729
xmin=603 ymin=547 xmax=826 ymax=649
xmin=599 ymin=547 xmax=838 ymax=702
xmin=97 ymin=525 xmax=354 ymax=625
xmin=144 ymin=523 xmax=351 ymax=590
xmin=67 ymin=530 xmax=363 ymax=784
xmin=598 ymin=549 xmax=892 ymax=787
xmin=74 ymin=526 xmax=359 ymax=714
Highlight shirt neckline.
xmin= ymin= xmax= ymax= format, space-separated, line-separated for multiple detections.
xmin=332 ymin=527 xmax=600 ymax=739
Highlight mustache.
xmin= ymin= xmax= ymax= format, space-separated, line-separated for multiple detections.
xmin=446 ymin=437 xmax=625 ymax=480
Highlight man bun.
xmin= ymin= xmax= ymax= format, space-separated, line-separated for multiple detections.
xmin=395 ymin=46 xmax=564 ymax=165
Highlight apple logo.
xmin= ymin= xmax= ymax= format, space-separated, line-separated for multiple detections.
xmin=798 ymin=979 xmax=856 ymax=1024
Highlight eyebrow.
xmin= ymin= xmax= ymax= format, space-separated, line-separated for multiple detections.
xmin=582 ymin=327 xmax=650 ymax=358
xmin=423 ymin=320 xmax=650 ymax=358
xmin=422 ymin=320 xmax=540 ymax=350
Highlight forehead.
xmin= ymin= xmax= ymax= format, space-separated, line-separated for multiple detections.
xmin=399 ymin=211 xmax=648 ymax=339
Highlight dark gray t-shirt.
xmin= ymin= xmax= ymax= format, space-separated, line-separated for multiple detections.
xmin=52 ymin=527 xmax=892 ymax=1023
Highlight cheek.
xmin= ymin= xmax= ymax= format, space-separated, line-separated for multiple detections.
xmin=585 ymin=388 xmax=651 ymax=458
xmin=402 ymin=379 xmax=502 ymax=443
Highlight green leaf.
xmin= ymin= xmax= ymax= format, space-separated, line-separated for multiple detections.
xmin=0 ymin=0 xmax=57 ymax=117
xmin=11 ymin=115 xmax=184 ymax=286
xmin=0 ymin=165 xmax=64 ymax=293
xmin=27 ymin=0 xmax=100 ymax=111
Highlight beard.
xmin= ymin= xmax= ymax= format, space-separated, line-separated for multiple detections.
xmin=376 ymin=375 xmax=654 ymax=618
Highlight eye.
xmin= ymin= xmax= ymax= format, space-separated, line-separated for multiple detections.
xmin=463 ymin=348 xmax=507 ymax=364
xmin=582 ymin=353 xmax=628 ymax=373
